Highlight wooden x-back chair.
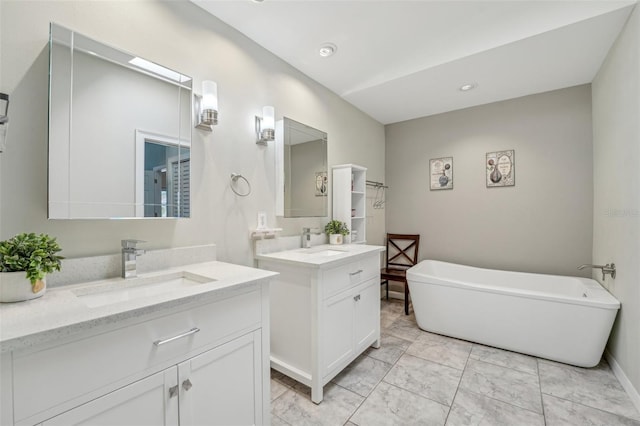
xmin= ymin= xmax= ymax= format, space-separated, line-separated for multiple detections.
xmin=380 ymin=233 xmax=420 ymax=315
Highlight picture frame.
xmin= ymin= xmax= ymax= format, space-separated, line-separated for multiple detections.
xmin=429 ymin=157 xmax=453 ymax=190
xmin=315 ymin=171 xmax=328 ymax=196
xmin=486 ymin=150 xmax=515 ymax=187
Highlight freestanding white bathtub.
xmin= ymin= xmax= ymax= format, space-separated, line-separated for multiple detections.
xmin=406 ymin=260 xmax=620 ymax=367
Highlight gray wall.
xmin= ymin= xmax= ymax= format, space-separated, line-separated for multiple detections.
xmin=0 ymin=0 xmax=386 ymax=261
xmin=593 ymin=4 xmax=640 ymax=399
xmin=385 ymin=85 xmax=593 ymax=277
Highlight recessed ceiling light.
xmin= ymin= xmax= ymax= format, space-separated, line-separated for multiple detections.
xmin=459 ymin=83 xmax=478 ymax=92
xmin=319 ymin=43 xmax=337 ymax=57
xmin=252 ymin=0 xmax=265 ymax=3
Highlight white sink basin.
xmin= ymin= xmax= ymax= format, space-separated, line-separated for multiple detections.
xmin=297 ymin=248 xmax=347 ymax=257
xmin=73 ymin=271 xmax=215 ymax=308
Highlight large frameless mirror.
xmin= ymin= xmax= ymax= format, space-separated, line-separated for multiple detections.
xmin=275 ymin=118 xmax=328 ymax=217
xmin=48 ymin=23 xmax=192 ymax=219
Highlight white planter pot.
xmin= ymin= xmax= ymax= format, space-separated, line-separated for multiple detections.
xmin=329 ymin=234 xmax=343 ymax=245
xmin=0 ymin=271 xmax=46 ymax=303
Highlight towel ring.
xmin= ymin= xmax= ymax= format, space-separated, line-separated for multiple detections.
xmin=230 ymin=173 xmax=251 ymax=197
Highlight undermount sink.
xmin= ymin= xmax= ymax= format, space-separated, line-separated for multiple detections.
xmin=73 ymin=271 xmax=215 ymax=308
xmin=296 ymin=248 xmax=348 ymax=256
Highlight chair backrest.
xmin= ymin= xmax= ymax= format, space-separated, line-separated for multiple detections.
xmin=385 ymin=233 xmax=420 ymax=271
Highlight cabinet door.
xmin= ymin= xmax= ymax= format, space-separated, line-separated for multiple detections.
xmin=354 ymin=278 xmax=381 ymax=354
xmin=42 ymin=368 xmax=178 ymax=426
xmin=178 ymin=330 xmax=262 ymax=426
xmin=323 ymin=290 xmax=355 ymax=377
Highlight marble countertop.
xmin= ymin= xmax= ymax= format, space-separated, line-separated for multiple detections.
xmin=255 ymin=244 xmax=385 ymax=268
xmin=0 ymin=261 xmax=277 ymax=353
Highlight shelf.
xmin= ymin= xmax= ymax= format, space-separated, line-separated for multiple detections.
xmin=333 ymin=164 xmax=367 ymax=246
xmin=249 ymin=228 xmax=282 ymax=240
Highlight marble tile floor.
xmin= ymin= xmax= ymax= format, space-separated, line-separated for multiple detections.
xmin=270 ymin=298 xmax=640 ymax=426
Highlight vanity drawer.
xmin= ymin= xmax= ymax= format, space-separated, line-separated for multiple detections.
xmin=323 ymin=254 xmax=379 ymax=299
xmin=12 ymin=288 xmax=261 ymax=423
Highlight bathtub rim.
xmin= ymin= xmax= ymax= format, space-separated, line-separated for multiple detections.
xmin=407 ymin=260 xmax=620 ymax=310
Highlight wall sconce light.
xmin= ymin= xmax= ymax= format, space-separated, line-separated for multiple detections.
xmin=0 ymin=93 xmax=9 ymax=153
xmin=195 ymin=80 xmax=218 ymax=131
xmin=255 ymin=105 xmax=275 ymax=145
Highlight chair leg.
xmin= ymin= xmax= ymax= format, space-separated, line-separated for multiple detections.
xmin=404 ymin=282 xmax=409 ymax=315
xmin=381 ymin=280 xmax=389 ymax=300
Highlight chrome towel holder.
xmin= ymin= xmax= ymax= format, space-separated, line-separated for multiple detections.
xmin=230 ymin=173 xmax=251 ymax=197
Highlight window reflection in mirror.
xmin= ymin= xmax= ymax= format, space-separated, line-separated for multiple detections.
xmin=137 ymin=132 xmax=190 ymax=218
xmin=276 ymin=118 xmax=328 ymax=217
xmin=47 ymin=23 xmax=192 ymax=219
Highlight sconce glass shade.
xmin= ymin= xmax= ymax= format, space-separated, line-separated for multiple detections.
xmin=195 ymin=81 xmax=218 ymax=131
xmin=256 ymin=105 xmax=275 ymax=145
xmin=0 ymin=93 xmax=8 ymax=124
xmin=202 ymin=80 xmax=218 ymax=111
xmin=262 ymin=105 xmax=274 ymax=130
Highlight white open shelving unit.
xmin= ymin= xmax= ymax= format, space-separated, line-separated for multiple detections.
xmin=332 ymin=164 xmax=366 ymax=244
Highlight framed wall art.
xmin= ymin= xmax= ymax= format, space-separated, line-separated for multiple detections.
xmin=486 ymin=150 xmax=515 ymax=187
xmin=430 ymin=157 xmax=453 ymax=190
xmin=315 ymin=171 xmax=328 ymax=196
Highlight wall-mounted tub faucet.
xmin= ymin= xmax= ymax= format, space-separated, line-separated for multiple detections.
xmin=122 ymin=239 xmax=146 ymax=278
xmin=578 ymin=263 xmax=616 ymax=280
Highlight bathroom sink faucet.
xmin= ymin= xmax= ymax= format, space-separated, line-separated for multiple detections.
xmin=301 ymin=228 xmax=321 ymax=248
xmin=578 ymin=263 xmax=616 ymax=281
xmin=122 ymin=239 xmax=146 ymax=278
xmin=302 ymin=228 xmax=312 ymax=248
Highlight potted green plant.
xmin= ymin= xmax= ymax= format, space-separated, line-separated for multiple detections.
xmin=0 ymin=233 xmax=63 ymax=302
xmin=324 ymin=220 xmax=350 ymax=245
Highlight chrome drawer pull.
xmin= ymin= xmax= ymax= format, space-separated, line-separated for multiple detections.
xmin=153 ymin=327 xmax=200 ymax=346
xmin=182 ymin=379 xmax=193 ymax=392
xmin=349 ymin=269 xmax=363 ymax=276
xmin=169 ymin=385 xmax=179 ymax=398
xmin=353 ymin=294 xmax=361 ymax=302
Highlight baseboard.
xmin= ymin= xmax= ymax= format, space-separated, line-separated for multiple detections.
xmin=605 ymin=350 xmax=640 ymax=413
xmin=379 ymin=289 xmax=405 ymax=300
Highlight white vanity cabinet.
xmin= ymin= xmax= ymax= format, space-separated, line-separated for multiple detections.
xmin=1 ymin=279 xmax=270 ymax=426
xmin=41 ymin=368 xmax=179 ymax=425
xmin=257 ymin=246 xmax=383 ymax=404
xmin=323 ymin=277 xmax=380 ymax=378
xmin=41 ymin=330 xmax=262 ymax=426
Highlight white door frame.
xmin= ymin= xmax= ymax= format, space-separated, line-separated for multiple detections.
xmin=134 ymin=129 xmax=190 ymax=217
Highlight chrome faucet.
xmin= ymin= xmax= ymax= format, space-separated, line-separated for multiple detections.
xmin=578 ymin=263 xmax=616 ymax=280
xmin=121 ymin=239 xmax=146 ymax=278
xmin=301 ymin=228 xmax=321 ymax=248
xmin=302 ymin=228 xmax=312 ymax=248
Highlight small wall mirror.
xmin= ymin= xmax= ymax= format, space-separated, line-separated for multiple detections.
xmin=48 ymin=23 xmax=192 ymax=219
xmin=275 ymin=118 xmax=328 ymax=217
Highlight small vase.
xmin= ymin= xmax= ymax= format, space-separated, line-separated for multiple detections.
xmin=0 ymin=271 xmax=46 ymax=303
xmin=490 ymin=166 xmax=502 ymax=183
xmin=329 ymin=234 xmax=343 ymax=245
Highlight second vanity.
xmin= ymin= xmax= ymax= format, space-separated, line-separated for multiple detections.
xmin=256 ymin=244 xmax=384 ymax=403
xmin=0 ymin=260 xmax=276 ymax=426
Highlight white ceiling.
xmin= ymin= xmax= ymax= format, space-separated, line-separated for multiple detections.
xmin=191 ymin=0 xmax=636 ymax=125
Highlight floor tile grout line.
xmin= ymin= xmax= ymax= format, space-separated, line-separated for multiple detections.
xmin=443 ymin=342 xmax=473 ymax=425
xmin=536 ymin=358 xmax=548 ymax=426
xmin=460 ymin=383 xmax=547 ymax=418
xmin=344 ymin=335 xmax=411 ymax=426
xmin=467 ymin=355 xmax=540 ymax=377
xmin=468 ymin=357 xmax=542 ymax=380
xmin=541 ymin=391 xmax=640 ymax=423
